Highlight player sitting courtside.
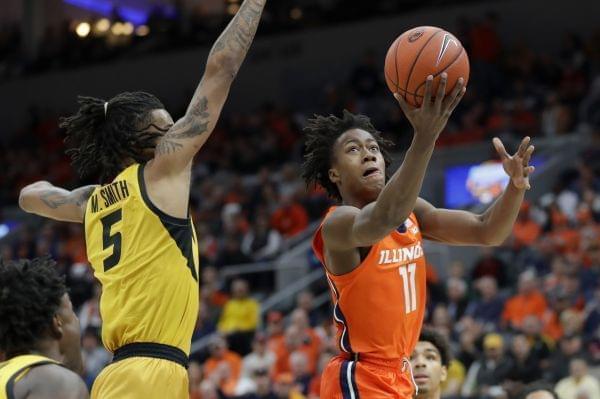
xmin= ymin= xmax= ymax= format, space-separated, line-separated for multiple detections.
xmin=18 ymin=1 xmax=267 ymax=398
xmin=303 ymin=73 xmax=535 ymax=398
xmin=0 ymin=257 xmax=88 ymax=399
xmin=410 ymin=329 xmax=450 ymax=399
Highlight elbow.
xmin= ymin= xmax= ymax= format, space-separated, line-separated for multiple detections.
xmin=206 ymin=55 xmax=238 ymax=80
xmin=480 ymin=232 xmax=505 ymax=247
xmin=18 ymin=188 xmax=31 ymax=212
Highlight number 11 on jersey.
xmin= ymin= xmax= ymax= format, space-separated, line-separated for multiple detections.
xmin=399 ymin=263 xmax=417 ymax=314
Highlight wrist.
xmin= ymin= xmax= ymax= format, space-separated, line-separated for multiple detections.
xmin=411 ymin=134 xmax=436 ymax=152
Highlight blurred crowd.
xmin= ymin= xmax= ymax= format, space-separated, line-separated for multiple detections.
xmin=1 ymin=9 xmax=600 ymax=399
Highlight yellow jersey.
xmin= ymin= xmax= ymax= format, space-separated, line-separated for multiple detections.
xmin=84 ymin=163 xmax=199 ymax=355
xmin=0 ymin=355 xmax=59 ymax=399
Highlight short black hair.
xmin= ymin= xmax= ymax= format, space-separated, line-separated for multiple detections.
xmin=301 ymin=110 xmax=394 ymax=201
xmin=419 ymin=328 xmax=451 ymax=366
xmin=0 ymin=256 xmax=67 ymax=357
xmin=62 ymin=92 xmax=165 ymax=182
xmin=520 ymin=382 xmax=559 ymax=399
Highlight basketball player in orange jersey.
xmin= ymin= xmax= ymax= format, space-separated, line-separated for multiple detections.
xmin=302 ymin=73 xmax=535 ymax=398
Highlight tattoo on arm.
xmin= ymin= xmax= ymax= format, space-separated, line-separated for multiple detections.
xmin=39 ymin=186 xmax=96 ymax=209
xmin=209 ymin=0 xmax=266 ymax=65
xmin=155 ymin=96 xmax=210 ymax=156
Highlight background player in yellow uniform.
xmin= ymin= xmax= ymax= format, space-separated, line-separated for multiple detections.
xmin=17 ymin=0 xmax=268 ymax=397
xmin=0 ymin=256 xmax=88 ymax=399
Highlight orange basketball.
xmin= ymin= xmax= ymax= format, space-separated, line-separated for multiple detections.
xmin=384 ymin=26 xmax=470 ymax=107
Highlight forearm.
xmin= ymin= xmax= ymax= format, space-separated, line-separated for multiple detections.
xmin=479 ymin=182 xmax=526 ymax=245
xmin=372 ymin=136 xmax=435 ymax=227
xmin=19 ymin=182 xmax=97 ymax=223
xmin=206 ymin=0 xmax=267 ymax=78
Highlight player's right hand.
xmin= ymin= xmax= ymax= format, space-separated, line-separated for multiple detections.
xmin=394 ymin=72 xmax=466 ymax=144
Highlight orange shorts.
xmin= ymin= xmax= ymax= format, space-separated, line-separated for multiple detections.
xmin=320 ymin=355 xmax=416 ymax=399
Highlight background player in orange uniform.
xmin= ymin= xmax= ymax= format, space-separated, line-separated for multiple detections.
xmin=302 ymin=73 xmax=535 ymax=398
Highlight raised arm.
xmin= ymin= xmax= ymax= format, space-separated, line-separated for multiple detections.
xmin=323 ymin=74 xmax=466 ymax=251
xmin=19 ymin=181 xmax=97 ymax=223
xmin=414 ymin=137 xmax=535 ymax=246
xmin=148 ymin=0 xmax=267 ymax=176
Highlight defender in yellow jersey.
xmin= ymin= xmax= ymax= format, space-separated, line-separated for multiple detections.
xmin=0 ymin=258 xmax=88 ymax=399
xmin=19 ymin=1 xmax=269 ymax=397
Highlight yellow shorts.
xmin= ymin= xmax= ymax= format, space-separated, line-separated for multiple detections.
xmin=91 ymin=357 xmax=189 ymax=399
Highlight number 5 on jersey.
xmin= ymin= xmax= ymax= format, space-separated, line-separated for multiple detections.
xmin=101 ymin=209 xmax=123 ymax=271
xmin=399 ymin=263 xmax=417 ymax=314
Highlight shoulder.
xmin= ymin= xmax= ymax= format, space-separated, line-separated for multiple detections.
xmin=320 ymin=206 xmax=359 ymax=234
xmin=15 ymin=363 xmax=88 ymax=399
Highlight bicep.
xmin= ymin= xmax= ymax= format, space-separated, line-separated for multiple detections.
xmin=322 ymin=205 xmax=394 ymax=250
xmin=151 ymin=71 xmax=233 ymax=175
xmin=414 ymin=197 xmax=485 ymax=245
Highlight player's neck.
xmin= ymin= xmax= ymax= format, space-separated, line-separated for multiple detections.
xmin=340 ymin=193 xmax=372 ymax=209
xmin=417 ymin=389 xmax=441 ymax=399
xmin=30 ymin=339 xmax=62 ymax=363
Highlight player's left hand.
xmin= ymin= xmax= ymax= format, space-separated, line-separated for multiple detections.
xmin=493 ymin=136 xmax=535 ymax=190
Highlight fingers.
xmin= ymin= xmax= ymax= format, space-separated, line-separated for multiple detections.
xmin=522 ymin=145 xmax=535 ymax=166
xmin=422 ymin=75 xmax=434 ymax=109
xmin=434 ymin=73 xmax=447 ymax=111
xmin=517 ymin=136 xmax=531 ymax=157
xmin=493 ymin=137 xmax=510 ymax=160
xmin=524 ymin=165 xmax=535 ymax=176
xmin=443 ymin=77 xmax=466 ymax=115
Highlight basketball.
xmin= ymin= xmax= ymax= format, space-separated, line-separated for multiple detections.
xmin=385 ymin=26 xmax=470 ymax=107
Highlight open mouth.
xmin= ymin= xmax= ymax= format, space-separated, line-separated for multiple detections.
xmin=414 ymin=374 xmax=429 ymax=383
xmin=363 ymin=167 xmax=380 ymax=177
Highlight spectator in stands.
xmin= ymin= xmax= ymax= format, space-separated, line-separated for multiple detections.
xmin=508 ymin=333 xmax=543 ymax=384
xmin=446 ymin=277 xmax=469 ymax=323
xmin=513 ymin=201 xmax=543 ymax=249
xmin=289 ymin=309 xmax=321 ymax=374
xmin=308 ymin=351 xmax=335 ymax=399
xmin=546 ymin=334 xmax=586 ymax=382
xmin=289 ymin=351 xmax=312 ymax=395
xmin=521 ymin=382 xmax=560 ymax=399
xmin=465 ymin=276 xmax=505 ymax=330
xmin=296 ymin=291 xmax=319 ymax=327
xmin=216 ymin=234 xmax=252 ymax=267
xmin=78 ymin=282 xmax=102 ymax=332
xmin=502 ymin=269 xmax=549 ymax=330
xmin=218 ymin=279 xmax=260 ymax=355
xmin=80 ymin=327 xmax=111 ymax=388
xmin=555 ymin=357 xmax=600 ymax=399
xmin=273 ymin=325 xmax=304 ymax=378
xmin=238 ymin=368 xmax=278 ymax=399
xmin=462 ymin=333 xmax=514 ymax=398
xmin=520 ymin=315 xmax=553 ymax=369
xmin=273 ymin=372 xmax=305 ymax=399
xmin=242 ymin=332 xmax=276 ymax=379
xmin=270 ymin=194 xmax=309 ymax=238
xmin=204 ymin=334 xmax=243 ymax=397
xmin=188 ymin=361 xmax=203 ymax=399
xmin=266 ymin=310 xmax=285 ymax=353
xmin=471 ymin=247 xmax=507 ymax=287
xmin=242 ymin=213 xmax=283 ymax=261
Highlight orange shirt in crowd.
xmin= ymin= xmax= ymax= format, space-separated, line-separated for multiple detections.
xmin=271 ymin=203 xmax=308 ymax=237
xmin=273 ymin=329 xmax=321 ymax=377
xmin=502 ymin=290 xmax=548 ymax=328
xmin=203 ymin=350 xmax=242 ymax=396
xmin=513 ymin=219 xmax=541 ymax=248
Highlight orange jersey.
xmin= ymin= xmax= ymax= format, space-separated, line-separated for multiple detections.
xmin=313 ymin=207 xmax=427 ymax=360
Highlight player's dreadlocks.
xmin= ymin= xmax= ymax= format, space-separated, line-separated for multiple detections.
xmin=301 ymin=110 xmax=394 ymax=201
xmin=0 ymin=256 xmax=66 ymax=357
xmin=418 ymin=328 xmax=451 ymax=367
xmin=62 ymin=92 xmax=165 ymax=182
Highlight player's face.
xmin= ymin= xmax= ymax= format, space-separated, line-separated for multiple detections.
xmin=410 ymin=341 xmax=447 ymax=396
xmin=330 ymin=129 xmax=386 ymax=204
xmin=139 ymin=109 xmax=174 ymax=158
xmin=54 ymin=293 xmax=82 ymax=370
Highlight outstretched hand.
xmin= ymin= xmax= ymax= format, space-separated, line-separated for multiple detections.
xmin=493 ymin=136 xmax=535 ymax=190
xmin=394 ymin=72 xmax=466 ymax=143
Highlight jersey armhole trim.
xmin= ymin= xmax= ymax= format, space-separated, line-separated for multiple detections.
xmin=6 ymin=361 xmax=58 ymax=399
xmin=137 ymin=163 xmax=190 ymax=226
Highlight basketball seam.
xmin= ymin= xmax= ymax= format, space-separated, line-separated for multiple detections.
xmin=392 ymin=38 xmax=401 ymax=88
xmin=403 ymin=29 xmax=443 ymax=101
xmin=395 ymin=87 xmax=424 ymax=99
xmin=412 ymin=47 xmax=466 ymax=99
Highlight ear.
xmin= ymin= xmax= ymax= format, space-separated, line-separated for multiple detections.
xmin=328 ymin=168 xmax=341 ymax=185
xmin=440 ymin=365 xmax=448 ymax=383
xmin=51 ymin=313 xmax=64 ymax=340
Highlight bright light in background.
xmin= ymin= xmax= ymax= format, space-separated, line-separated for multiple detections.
xmin=111 ymin=22 xmax=124 ymax=36
xmin=95 ymin=18 xmax=111 ymax=33
xmin=0 ymin=224 xmax=9 ymax=240
xmin=123 ymin=22 xmax=134 ymax=36
xmin=76 ymin=22 xmax=91 ymax=37
xmin=135 ymin=25 xmax=150 ymax=37
xmin=290 ymin=7 xmax=303 ymax=20
xmin=227 ymin=4 xmax=240 ymax=15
